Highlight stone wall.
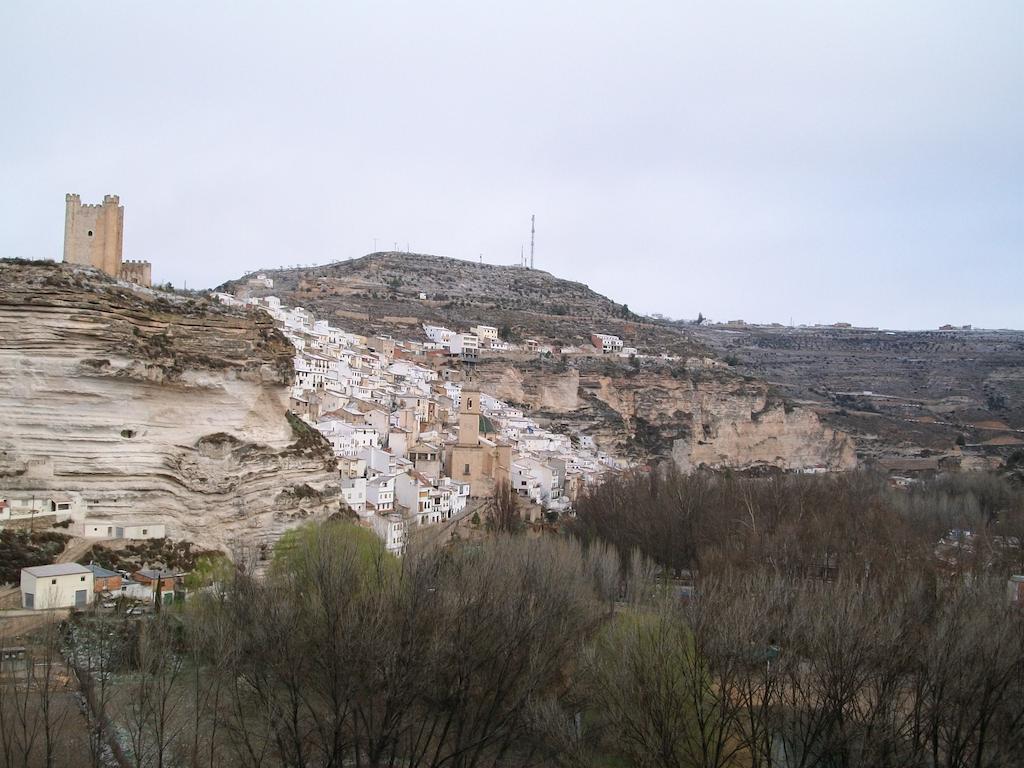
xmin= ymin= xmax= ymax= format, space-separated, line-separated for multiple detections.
xmin=119 ymin=259 xmax=152 ymax=288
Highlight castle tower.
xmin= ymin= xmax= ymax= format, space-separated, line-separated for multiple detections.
xmin=63 ymin=194 xmax=151 ymax=287
xmin=64 ymin=194 xmax=124 ymax=277
xmin=458 ymin=388 xmax=481 ymax=447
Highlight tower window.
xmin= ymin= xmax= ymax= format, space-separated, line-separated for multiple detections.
xmin=87 ymin=230 xmax=93 ymax=236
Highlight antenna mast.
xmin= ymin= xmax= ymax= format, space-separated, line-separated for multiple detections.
xmin=529 ymin=214 xmax=535 ymax=269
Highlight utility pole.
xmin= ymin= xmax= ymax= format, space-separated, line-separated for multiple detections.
xmin=520 ymin=245 xmax=524 ymax=267
xmin=530 ymin=214 xmax=535 ymax=270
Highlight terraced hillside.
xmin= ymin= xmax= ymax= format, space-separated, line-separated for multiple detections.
xmin=690 ymin=324 xmax=1024 ymax=469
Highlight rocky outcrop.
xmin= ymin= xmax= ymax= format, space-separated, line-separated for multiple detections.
xmin=476 ymin=364 xmax=582 ymax=412
xmin=475 ymin=356 xmax=856 ymax=472
xmin=0 ymin=261 xmax=338 ymax=552
xmin=672 ymin=400 xmax=857 ymax=472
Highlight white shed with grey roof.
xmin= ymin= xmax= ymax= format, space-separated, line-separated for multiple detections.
xmin=20 ymin=563 xmax=93 ymax=610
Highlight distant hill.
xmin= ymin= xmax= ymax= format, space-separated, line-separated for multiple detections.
xmin=219 ymin=252 xmax=705 ymax=356
xmin=691 ymin=323 xmax=1024 ymax=467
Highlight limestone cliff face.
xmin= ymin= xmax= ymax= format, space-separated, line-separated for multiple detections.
xmin=474 ymin=356 xmax=856 ymax=472
xmin=0 ymin=261 xmax=338 ymax=551
xmin=476 ymin=365 xmax=582 ymax=412
xmin=670 ymin=394 xmax=857 ymax=472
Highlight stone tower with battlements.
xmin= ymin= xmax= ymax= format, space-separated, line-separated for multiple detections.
xmin=63 ymin=194 xmax=151 ymax=287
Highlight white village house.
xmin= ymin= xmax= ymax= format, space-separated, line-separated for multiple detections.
xmin=591 ymin=333 xmax=624 ymax=354
xmin=79 ymin=520 xmax=166 ymax=539
xmin=21 ymin=563 xmax=94 ymax=610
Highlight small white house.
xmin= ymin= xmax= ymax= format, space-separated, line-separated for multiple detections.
xmin=591 ymin=333 xmax=624 ymax=354
xmin=422 ymin=324 xmax=455 ymax=345
xmin=371 ymin=513 xmax=407 ymax=556
xmin=80 ymin=520 xmax=166 ymax=540
xmin=1 ymin=495 xmax=78 ymax=522
xmin=470 ymin=325 xmax=499 ymax=342
xmin=119 ymin=523 xmax=166 ymax=540
xmin=21 ymin=564 xmax=94 ymax=610
xmin=341 ymin=476 xmax=368 ymax=516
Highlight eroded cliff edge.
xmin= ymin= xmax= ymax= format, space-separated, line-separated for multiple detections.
xmin=473 ymin=355 xmax=856 ymax=472
xmin=0 ymin=261 xmax=338 ymax=551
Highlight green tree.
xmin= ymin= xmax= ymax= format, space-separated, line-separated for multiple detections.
xmin=582 ymin=609 xmax=719 ymax=768
xmin=184 ymin=553 xmax=233 ymax=592
xmin=271 ymin=519 xmax=398 ymax=589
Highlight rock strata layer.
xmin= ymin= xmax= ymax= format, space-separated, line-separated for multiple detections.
xmin=0 ymin=261 xmax=337 ymax=552
xmin=474 ymin=356 xmax=856 ymax=472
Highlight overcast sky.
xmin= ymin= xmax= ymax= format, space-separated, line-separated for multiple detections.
xmin=2 ymin=2 xmax=1021 ymax=329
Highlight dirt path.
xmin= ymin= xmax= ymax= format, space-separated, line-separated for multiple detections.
xmin=56 ymin=536 xmax=93 ymax=564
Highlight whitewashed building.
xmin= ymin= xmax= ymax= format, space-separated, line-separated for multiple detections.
xmin=371 ymin=513 xmax=407 ymax=556
xmin=341 ymin=476 xmax=367 ymax=515
xmin=80 ymin=520 xmax=166 ymax=539
xmin=21 ymin=564 xmax=93 ymax=610
xmin=470 ymin=325 xmax=499 ymax=342
xmin=591 ymin=333 xmax=624 ymax=354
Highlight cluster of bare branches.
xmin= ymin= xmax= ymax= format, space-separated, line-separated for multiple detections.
xmin=63 ymin=523 xmax=617 ymax=768
xmin=487 ymin=480 xmax=524 ymax=534
xmin=0 ymin=619 xmax=73 ymax=768
xmin=561 ymin=468 xmax=1024 ymax=766
xmin=571 ymin=468 xmax=1024 ymax=580
xmin=35 ymin=467 xmax=1024 ymax=768
xmin=572 ymin=573 xmax=1024 ymax=768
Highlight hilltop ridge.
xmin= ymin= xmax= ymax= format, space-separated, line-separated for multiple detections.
xmin=221 ymin=252 xmax=706 ymax=357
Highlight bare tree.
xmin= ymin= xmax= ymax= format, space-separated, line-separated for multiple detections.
xmin=487 ymin=480 xmax=523 ymax=534
xmin=201 ymin=522 xmax=604 ymax=768
xmin=582 ymin=601 xmax=707 ymax=768
xmin=125 ymin=614 xmax=186 ymax=768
